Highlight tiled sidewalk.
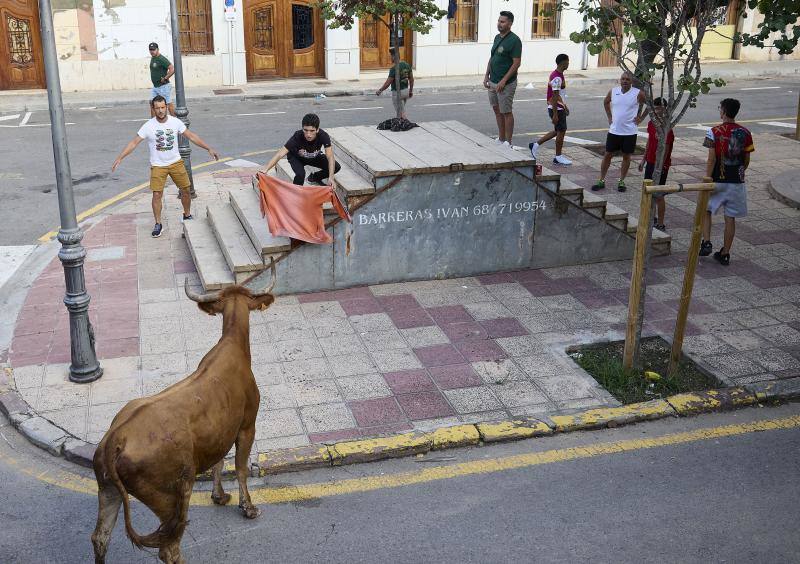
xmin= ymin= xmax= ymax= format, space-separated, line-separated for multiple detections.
xmin=6 ymin=132 xmax=800 ymax=456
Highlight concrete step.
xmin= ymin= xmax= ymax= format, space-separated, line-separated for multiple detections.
xmin=580 ymin=190 xmax=607 ymax=209
xmin=603 ymin=203 xmax=629 ymax=231
xmin=229 ymin=187 xmax=292 ymax=258
xmin=206 ymin=203 xmax=265 ymax=275
xmin=183 ymin=218 xmax=234 ymax=291
xmin=556 ymin=177 xmax=584 ymax=196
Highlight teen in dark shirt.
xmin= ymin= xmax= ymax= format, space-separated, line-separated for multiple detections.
xmin=263 ymin=113 xmax=341 ymax=186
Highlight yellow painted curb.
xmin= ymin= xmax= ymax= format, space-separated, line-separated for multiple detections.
xmin=197 ymin=459 xmax=237 ymax=480
xmin=430 ymin=424 xmax=481 ymax=450
xmin=666 ymin=387 xmax=757 ymax=416
xmin=550 ymin=399 xmax=675 ymax=432
xmin=329 ymin=432 xmax=432 ymax=466
xmin=476 ymin=418 xmax=553 ymax=443
xmin=258 ymin=445 xmax=331 ymax=475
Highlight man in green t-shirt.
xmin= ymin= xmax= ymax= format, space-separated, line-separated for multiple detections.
xmin=376 ymin=51 xmax=414 ymax=120
xmin=148 ymin=42 xmax=175 ymax=117
xmin=483 ymin=11 xmax=522 ymax=147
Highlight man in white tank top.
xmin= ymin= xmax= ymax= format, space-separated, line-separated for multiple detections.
xmin=591 ymin=72 xmax=646 ymax=192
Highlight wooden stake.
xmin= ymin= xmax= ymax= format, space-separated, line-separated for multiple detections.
xmin=669 ymin=177 xmax=713 ymax=376
xmin=623 ymin=179 xmax=654 ymax=371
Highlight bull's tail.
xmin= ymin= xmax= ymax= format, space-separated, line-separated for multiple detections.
xmin=107 ymin=445 xmax=162 ymax=549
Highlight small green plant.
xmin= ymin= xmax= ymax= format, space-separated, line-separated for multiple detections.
xmin=569 ymin=337 xmax=719 ymax=404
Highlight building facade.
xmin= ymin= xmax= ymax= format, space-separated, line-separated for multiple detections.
xmin=0 ymin=0 xmax=797 ymax=91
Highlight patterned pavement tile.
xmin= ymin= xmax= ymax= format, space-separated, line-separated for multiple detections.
xmin=290 ymin=380 xmax=342 ymax=406
xmin=413 ymin=344 xmax=465 ymax=367
xmin=383 ymin=369 xmax=437 ymax=395
xmin=495 ymin=335 xmax=547 ymax=357
xmin=90 ymin=376 xmax=142 ymax=406
xmin=257 ymin=435 xmax=310 ymax=452
xmin=426 ymin=305 xmax=473 ymax=324
xmin=256 ymin=408 xmax=305 ymax=439
xmin=307 ymin=429 xmax=361 ymax=444
xmin=701 ymin=351 xmax=766 ymax=378
xmin=760 ymin=303 xmax=800 ymax=323
xmin=259 ymin=384 xmax=296 ymax=410
xmin=360 ymin=329 xmax=408 ymax=352
xmin=463 ymin=301 xmax=513 ymax=321
xmin=400 ymin=326 xmax=450 ymax=348
xmin=299 ymin=403 xmax=356 ymax=434
xmin=479 ymin=318 xmax=529 ymax=339
xmin=749 ymin=348 xmax=800 ymax=373
xmin=337 ymin=374 xmax=392 ymax=401
xmin=441 ymin=321 xmax=489 ymax=342
xmin=340 ymin=298 xmax=384 ymax=316
xmin=387 ymin=308 xmax=436 ymax=329
xmin=443 ymin=386 xmax=503 ymax=414
xmin=732 ymin=309 xmax=782 ymax=329
xmin=349 ymin=312 xmax=395 ymax=332
xmin=301 ymin=301 xmax=346 ymax=319
xmin=534 ymin=373 xmax=596 ymax=401
xmin=518 ymin=313 xmax=567 ymax=333
xmin=471 ymin=359 xmax=527 ymax=385
xmin=428 ymin=364 xmax=482 ymax=390
xmin=713 ymin=330 xmax=769 ymax=351
xmin=396 ymin=391 xmax=455 ymax=420
xmin=282 ymin=357 xmax=333 ymax=382
xmin=252 ymin=362 xmax=284 ymax=386
xmin=348 ymin=397 xmax=406 ymax=427
xmin=317 ymin=333 xmax=367 ymax=357
xmin=11 ymin=365 xmax=44 ymax=390
xmin=371 ymin=349 xmax=423 ymax=372
xmin=312 ymin=316 xmax=355 ymax=339
xmin=490 ymin=381 xmax=549 ymax=408
xmin=753 ymin=324 xmax=800 ymax=346
xmin=454 ymin=340 xmax=508 ymax=362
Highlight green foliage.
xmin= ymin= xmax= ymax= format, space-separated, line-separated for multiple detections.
xmin=740 ymin=0 xmax=800 ymax=55
xmin=318 ymin=0 xmax=447 ymax=33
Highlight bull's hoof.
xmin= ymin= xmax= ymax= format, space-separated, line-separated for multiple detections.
xmin=240 ymin=504 xmax=262 ymax=519
xmin=211 ymin=492 xmax=231 ymax=506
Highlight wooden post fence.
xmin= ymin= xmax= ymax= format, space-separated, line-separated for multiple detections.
xmin=623 ymin=178 xmax=715 ymax=373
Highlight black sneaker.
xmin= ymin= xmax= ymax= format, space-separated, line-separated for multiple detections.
xmin=151 ymin=223 xmax=163 ymax=238
xmin=713 ymin=250 xmax=730 ymax=266
xmin=699 ymin=240 xmax=712 ymax=256
xmin=591 ymin=180 xmax=606 ymax=191
xmin=182 ymin=214 xmax=193 ymax=221
xmin=655 ymin=223 xmax=666 ymax=231
xmin=617 ymin=180 xmax=627 ymax=192
xmin=306 ymin=173 xmax=324 ymax=185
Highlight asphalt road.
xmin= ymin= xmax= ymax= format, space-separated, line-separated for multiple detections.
xmin=0 ymin=75 xmax=797 ymax=245
xmin=1 ymin=402 xmax=799 ymax=562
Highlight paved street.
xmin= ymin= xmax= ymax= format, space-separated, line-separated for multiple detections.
xmin=1 ymin=403 xmax=799 ymax=562
xmin=0 ymin=75 xmax=797 ymax=245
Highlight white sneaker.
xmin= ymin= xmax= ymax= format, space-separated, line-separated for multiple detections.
xmin=553 ymin=155 xmax=573 ymax=166
xmin=502 ymin=141 xmax=512 ymax=148
xmin=529 ymin=142 xmax=539 ymax=159
xmin=493 ymin=138 xmax=504 ymax=145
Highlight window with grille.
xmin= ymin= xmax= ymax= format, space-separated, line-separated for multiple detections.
xmin=448 ymin=0 xmax=479 ymax=43
xmin=531 ymin=0 xmax=560 ymax=39
xmin=177 ymin=0 xmax=214 ymax=55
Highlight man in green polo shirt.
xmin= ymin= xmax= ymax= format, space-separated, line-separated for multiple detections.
xmin=483 ymin=11 xmax=522 ymax=147
xmin=148 ymin=42 xmax=175 ymax=117
xmin=376 ymin=49 xmax=414 ymax=120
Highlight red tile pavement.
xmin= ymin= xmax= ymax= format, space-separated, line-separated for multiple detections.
xmin=509 ymin=269 xmax=552 ymax=284
xmin=521 ymin=283 xmax=569 ymax=297
xmin=476 ymin=272 xmax=515 ymax=285
xmin=376 ymin=294 xmax=421 ymax=312
xmin=426 ymin=305 xmax=474 ymax=324
xmin=360 ymin=422 xmax=414 ymax=436
xmin=441 ymin=321 xmax=489 ymax=342
xmin=413 ymin=344 xmax=465 ymax=367
xmin=454 ymin=340 xmax=507 ymax=362
xmin=396 ymin=391 xmax=454 ymax=420
xmin=308 ymin=428 xmax=361 ymax=443
xmin=387 ymin=308 xmax=435 ymax=329
xmin=297 ymin=290 xmax=339 ymax=303
xmin=348 ymin=397 xmax=406 ymax=427
xmin=572 ymin=292 xmax=623 ymax=309
xmin=383 ymin=369 xmax=437 ymax=394
xmin=428 ymin=364 xmax=482 ymax=390
xmin=340 ymin=298 xmax=384 ymax=316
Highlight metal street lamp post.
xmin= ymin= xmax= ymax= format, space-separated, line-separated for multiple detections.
xmin=38 ymin=0 xmax=103 ymax=383
xmin=168 ymin=0 xmax=196 ymax=198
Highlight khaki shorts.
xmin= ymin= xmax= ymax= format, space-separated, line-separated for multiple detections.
xmin=392 ymin=88 xmax=410 ymax=114
xmin=488 ymin=79 xmax=517 ymax=114
xmin=150 ymin=160 xmax=190 ymax=192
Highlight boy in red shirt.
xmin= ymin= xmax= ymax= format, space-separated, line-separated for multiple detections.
xmin=638 ymin=97 xmax=674 ymax=231
xmin=529 ymin=54 xmax=571 ymax=166
xmin=700 ymin=98 xmax=754 ymax=266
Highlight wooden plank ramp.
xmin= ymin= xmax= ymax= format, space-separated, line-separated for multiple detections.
xmin=439 ymin=120 xmax=533 ymax=164
xmin=327 ymin=126 xmax=403 ymax=178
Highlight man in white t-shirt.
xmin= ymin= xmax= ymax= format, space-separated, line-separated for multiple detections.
xmin=591 ymin=72 xmax=646 ymax=193
xmin=112 ymin=95 xmax=219 ymax=237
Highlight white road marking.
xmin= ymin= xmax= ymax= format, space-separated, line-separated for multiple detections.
xmin=590 ymin=95 xmax=607 ymax=98
xmin=19 ymin=112 xmax=31 ymax=126
xmin=225 ymin=159 xmax=261 ymax=168
xmin=421 ymin=102 xmax=476 ymax=107
xmin=79 ymin=106 xmax=97 ymax=110
xmin=514 ymin=98 xmax=547 ymax=102
xmin=0 ymin=245 xmax=36 ymax=290
xmin=212 ymin=111 xmax=287 ymax=117
xmin=740 ymin=86 xmax=781 ymax=91
xmin=562 ymin=136 xmax=598 ymax=145
xmin=0 ymin=113 xmax=20 ymax=122
xmin=116 ymin=118 xmax=150 ymax=123
xmin=684 ymin=125 xmax=710 ymax=131
xmin=760 ymin=121 xmax=795 ymax=129
xmin=330 ymin=107 xmax=383 ymax=112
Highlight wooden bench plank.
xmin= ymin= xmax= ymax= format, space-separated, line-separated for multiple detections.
xmin=418 ymin=122 xmax=512 ymax=167
xmin=327 ymin=126 xmax=403 ymax=177
xmin=439 ymin=120 xmax=533 ymax=165
xmin=347 ymin=126 xmax=433 ymax=173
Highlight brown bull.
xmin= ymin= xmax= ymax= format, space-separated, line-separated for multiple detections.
xmin=91 ymin=262 xmax=276 ymax=564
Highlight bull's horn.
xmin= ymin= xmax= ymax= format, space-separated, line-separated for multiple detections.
xmin=184 ymin=278 xmax=220 ymax=303
xmin=253 ymin=258 xmax=277 ymax=296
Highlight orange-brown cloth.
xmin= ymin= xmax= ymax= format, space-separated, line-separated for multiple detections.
xmin=255 ymin=172 xmax=351 ymax=244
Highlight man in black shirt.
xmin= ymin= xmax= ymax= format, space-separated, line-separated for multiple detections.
xmin=262 ymin=113 xmax=340 ymax=188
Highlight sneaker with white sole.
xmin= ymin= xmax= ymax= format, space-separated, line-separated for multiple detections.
xmin=151 ymin=223 xmax=163 ymax=238
xmin=493 ymin=138 xmax=504 ymax=146
xmin=553 ymin=155 xmax=572 ymax=166
xmin=502 ymin=141 xmax=512 ymax=148
xmin=529 ymin=142 xmax=540 ymax=159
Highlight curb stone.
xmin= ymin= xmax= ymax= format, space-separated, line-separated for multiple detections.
xmin=3 ymin=382 xmax=798 ymax=477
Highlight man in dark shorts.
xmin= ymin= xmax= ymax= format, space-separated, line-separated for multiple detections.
xmin=262 ymin=113 xmax=340 ymax=189
xmin=592 ymin=72 xmax=646 ymax=192
xmin=529 ymin=54 xmax=571 ymax=166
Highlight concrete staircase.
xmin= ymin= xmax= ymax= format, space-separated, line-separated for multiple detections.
xmin=184 ymin=144 xmax=669 ymax=293
xmin=184 ymin=160 xmax=377 ymax=289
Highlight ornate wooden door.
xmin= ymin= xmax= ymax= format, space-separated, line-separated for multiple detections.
xmin=0 ymin=0 xmax=46 ymax=90
xmin=359 ymin=14 xmax=412 ymax=70
xmin=244 ymin=0 xmax=323 ymax=79
xmin=596 ymin=0 xmax=620 ymax=67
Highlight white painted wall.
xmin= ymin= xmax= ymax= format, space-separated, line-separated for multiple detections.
xmin=737 ymin=9 xmax=800 ymax=62
xmin=325 ymin=24 xmax=361 ymax=81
